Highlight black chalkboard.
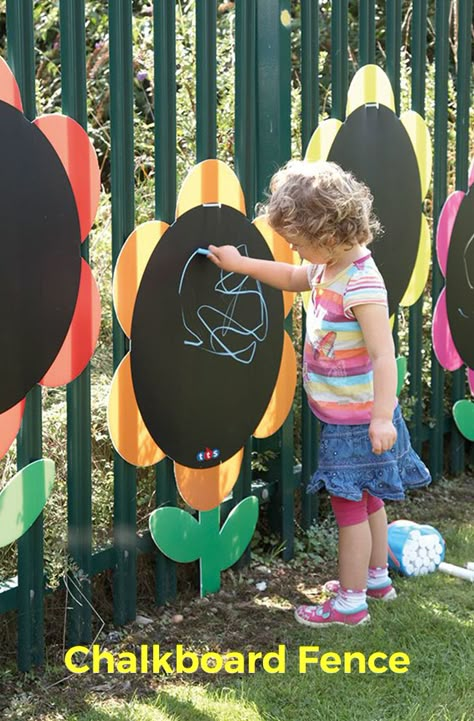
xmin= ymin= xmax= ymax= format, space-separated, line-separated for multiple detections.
xmin=328 ymin=104 xmax=422 ymax=316
xmin=131 ymin=204 xmax=284 ymax=468
xmin=0 ymin=101 xmax=81 ymax=413
xmin=446 ymin=187 xmax=474 ymax=368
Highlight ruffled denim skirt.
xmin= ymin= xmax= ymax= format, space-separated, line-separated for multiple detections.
xmin=307 ymin=405 xmax=431 ymax=501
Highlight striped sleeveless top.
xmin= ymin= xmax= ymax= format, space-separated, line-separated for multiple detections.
xmin=303 ymin=252 xmax=389 ymax=424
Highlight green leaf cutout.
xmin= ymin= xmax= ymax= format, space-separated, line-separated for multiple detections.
xmin=149 ymin=506 xmax=202 ymax=562
xmin=217 ymin=496 xmax=259 ymax=570
xmin=396 ymin=355 xmax=407 ymax=396
xmin=0 ymin=459 xmax=55 ymax=547
xmin=453 ymin=399 xmax=474 ymax=441
xmin=149 ymin=497 xmax=259 ymax=596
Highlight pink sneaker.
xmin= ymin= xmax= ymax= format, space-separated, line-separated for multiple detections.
xmin=322 ymin=579 xmax=397 ymax=601
xmin=295 ymin=598 xmax=370 ymax=627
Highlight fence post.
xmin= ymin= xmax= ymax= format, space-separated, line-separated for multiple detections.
xmin=358 ymin=0 xmax=376 ymax=66
xmin=154 ymin=0 xmax=177 ymax=606
xmin=300 ymin=0 xmax=320 ymax=529
xmin=449 ymin=0 xmax=472 ymax=473
xmin=196 ymin=0 xmax=217 ymax=161
xmin=255 ymin=0 xmax=293 ymax=559
xmin=59 ymin=0 xmax=93 ymax=647
xmin=407 ymin=1 xmax=427 ymax=456
xmin=6 ymin=0 xmax=45 ymax=673
xmin=109 ymin=0 xmax=137 ymax=625
xmin=429 ymin=0 xmax=450 ymax=481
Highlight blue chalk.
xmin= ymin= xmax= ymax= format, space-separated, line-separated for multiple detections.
xmin=196 ymin=247 xmax=210 ymax=256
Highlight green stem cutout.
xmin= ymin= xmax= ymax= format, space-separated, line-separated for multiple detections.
xmin=149 ymin=496 xmax=259 ymax=596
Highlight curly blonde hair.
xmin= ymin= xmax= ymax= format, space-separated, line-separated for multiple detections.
xmin=264 ymin=160 xmax=381 ymax=261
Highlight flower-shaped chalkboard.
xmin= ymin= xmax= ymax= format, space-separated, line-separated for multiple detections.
xmin=109 ymin=159 xmax=296 ymax=510
xmin=433 ymin=160 xmax=474 ymax=440
xmin=0 ymin=57 xmax=101 ymax=545
xmin=305 ymin=65 xmax=432 ymax=319
xmin=108 ymin=159 xmax=297 ymax=593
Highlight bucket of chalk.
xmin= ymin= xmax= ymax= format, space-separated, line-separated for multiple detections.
xmin=387 ymin=520 xmax=446 ymax=576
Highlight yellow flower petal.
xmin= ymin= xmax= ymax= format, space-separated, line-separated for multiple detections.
xmin=346 ymin=64 xmax=395 ymax=115
xmin=304 ymin=118 xmax=342 ymax=162
xmin=400 ymin=213 xmax=431 ymax=307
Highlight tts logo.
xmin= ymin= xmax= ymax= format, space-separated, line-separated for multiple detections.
xmin=196 ymin=447 xmax=220 ymax=462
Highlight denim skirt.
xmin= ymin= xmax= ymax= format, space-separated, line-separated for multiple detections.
xmin=307 ymin=405 xmax=431 ymax=501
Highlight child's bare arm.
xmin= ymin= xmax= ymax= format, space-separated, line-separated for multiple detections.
xmin=207 ymin=244 xmax=311 ymax=292
xmin=353 ymin=303 xmax=398 ymax=455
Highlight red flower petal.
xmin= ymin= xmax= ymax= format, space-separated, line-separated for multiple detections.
xmin=0 ymin=57 xmax=23 ymax=112
xmin=0 ymin=399 xmax=25 ymax=460
xmin=40 ymin=260 xmax=101 ymax=387
xmin=33 ymin=114 xmax=100 ymax=242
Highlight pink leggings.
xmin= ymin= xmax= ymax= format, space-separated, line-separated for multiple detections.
xmin=330 ymin=491 xmax=385 ymax=527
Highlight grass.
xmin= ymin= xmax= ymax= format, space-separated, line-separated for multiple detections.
xmin=2 ymin=479 xmax=473 ymax=721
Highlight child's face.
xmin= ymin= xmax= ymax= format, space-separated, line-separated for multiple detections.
xmin=287 ymin=237 xmax=332 ymax=265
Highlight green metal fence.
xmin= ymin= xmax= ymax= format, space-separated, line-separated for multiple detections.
xmin=0 ymin=0 xmax=472 ymax=672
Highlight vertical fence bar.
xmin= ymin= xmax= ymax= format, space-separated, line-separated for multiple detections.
xmin=385 ymin=0 xmax=402 ymax=354
xmin=109 ymin=0 xmax=137 ymax=624
xmin=196 ymin=0 xmax=216 ymax=161
xmin=385 ymin=0 xmax=402 ymax=113
xmin=233 ymin=1 xmax=257 ymax=547
xmin=408 ymin=0 xmax=427 ymax=455
xmin=59 ymin=0 xmax=92 ymax=646
xmin=300 ymin=0 xmax=319 ymax=529
xmin=6 ymin=0 xmax=44 ymax=672
xmin=450 ymin=0 xmax=472 ymax=473
xmin=154 ymin=0 xmax=177 ymax=605
xmin=359 ymin=0 xmax=376 ymax=66
xmin=255 ymin=0 xmax=293 ymax=559
xmin=301 ymin=0 xmax=319 ymax=150
xmin=331 ymin=0 xmax=348 ymax=119
xmin=235 ymin=0 xmax=257 ymax=206
xmin=429 ymin=0 xmax=450 ymax=480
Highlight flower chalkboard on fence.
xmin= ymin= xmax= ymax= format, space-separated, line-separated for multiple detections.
xmin=0 ymin=57 xmax=101 ymax=545
xmin=432 ymin=159 xmax=474 ymax=441
xmin=305 ymin=64 xmax=432 ymax=319
xmin=108 ymin=159 xmax=297 ymax=593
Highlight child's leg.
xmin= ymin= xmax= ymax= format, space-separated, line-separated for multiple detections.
xmin=367 ymin=499 xmax=388 ymax=568
xmin=338 ymin=520 xmax=372 ymax=589
xmin=366 ymin=498 xmax=396 ymax=598
xmin=332 ymin=495 xmax=371 ymax=589
xmin=294 ymin=496 xmax=371 ymax=626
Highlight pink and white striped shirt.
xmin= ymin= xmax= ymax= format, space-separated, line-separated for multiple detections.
xmin=303 ymin=252 xmax=390 ymax=424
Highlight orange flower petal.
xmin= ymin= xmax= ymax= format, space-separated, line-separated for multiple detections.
xmin=252 ymin=216 xmax=297 ymax=317
xmin=253 ymin=331 xmax=297 ymax=438
xmin=113 ymin=220 xmax=169 ymax=337
xmin=176 ymin=159 xmax=246 ymax=217
xmin=174 ymin=448 xmax=244 ymax=511
xmin=108 ymin=354 xmax=165 ymax=467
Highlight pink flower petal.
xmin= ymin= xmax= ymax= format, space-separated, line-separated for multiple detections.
xmin=436 ymin=191 xmax=464 ymax=276
xmin=468 ymin=158 xmax=474 ymax=189
xmin=468 ymin=368 xmax=474 ymax=396
xmin=432 ymin=288 xmax=463 ymax=370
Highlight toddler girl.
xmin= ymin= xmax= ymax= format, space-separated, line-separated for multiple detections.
xmin=207 ymin=160 xmax=431 ymax=626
